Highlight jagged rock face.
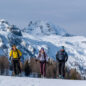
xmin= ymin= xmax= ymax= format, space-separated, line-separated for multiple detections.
xmin=7 ymin=33 xmax=21 ymax=46
xmin=8 ymin=25 xmax=22 ymax=36
xmin=23 ymin=21 xmax=70 ymax=36
xmin=0 ymin=19 xmax=10 ymax=31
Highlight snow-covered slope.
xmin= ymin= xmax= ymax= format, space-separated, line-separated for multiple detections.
xmin=22 ymin=32 xmax=86 ymax=77
xmin=0 ymin=19 xmax=86 ymax=77
xmin=0 ymin=76 xmax=86 ymax=86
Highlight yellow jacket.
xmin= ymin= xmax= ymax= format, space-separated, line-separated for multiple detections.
xmin=9 ymin=49 xmax=22 ymax=59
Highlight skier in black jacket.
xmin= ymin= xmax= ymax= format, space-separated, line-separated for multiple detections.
xmin=56 ymin=46 xmax=68 ymax=78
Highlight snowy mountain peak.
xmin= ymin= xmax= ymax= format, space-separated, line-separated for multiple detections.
xmin=0 ymin=19 xmax=10 ymax=31
xmin=0 ymin=19 xmax=22 ymax=36
xmin=23 ymin=21 xmax=70 ymax=36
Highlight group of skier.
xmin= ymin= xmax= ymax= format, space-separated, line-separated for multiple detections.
xmin=9 ymin=44 xmax=68 ymax=78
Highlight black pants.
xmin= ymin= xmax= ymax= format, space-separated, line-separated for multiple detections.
xmin=59 ymin=61 xmax=65 ymax=77
xmin=12 ymin=59 xmax=21 ymax=75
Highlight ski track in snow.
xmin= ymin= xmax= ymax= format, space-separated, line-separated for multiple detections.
xmin=0 ymin=76 xmax=86 ymax=86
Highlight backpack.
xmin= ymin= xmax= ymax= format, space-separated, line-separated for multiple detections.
xmin=58 ymin=51 xmax=66 ymax=61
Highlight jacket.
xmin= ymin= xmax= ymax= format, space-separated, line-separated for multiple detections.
xmin=9 ymin=49 xmax=22 ymax=59
xmin=56 ymin=50 xmax=68 ymax=62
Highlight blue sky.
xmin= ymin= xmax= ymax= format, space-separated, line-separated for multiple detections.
xmin=0 ymin=0 xmax=86 ymax=36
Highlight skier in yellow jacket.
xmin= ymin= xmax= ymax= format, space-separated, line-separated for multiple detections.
xmin=9 ymin=45 xmax=22 ymax=75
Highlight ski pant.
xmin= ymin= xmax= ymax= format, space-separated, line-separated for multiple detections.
xmin=12 ymin=59 xmax=21 ymax=75
xmin=58 ymin=61 xmax=65 ymax=77
xmin=40 ymin=61 xmax=46 ymax=77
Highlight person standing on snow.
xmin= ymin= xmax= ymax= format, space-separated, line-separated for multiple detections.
xmin=56 ymin=46 xmax=68 ymax=78
xmin=9 ymin=45 xmax=22 ymax=75
xmin=37 ymin=48 xmax=48 ymax=77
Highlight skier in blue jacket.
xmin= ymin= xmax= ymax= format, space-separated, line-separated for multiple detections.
xmin=56 ymin=46 xmax=68 ymax=78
